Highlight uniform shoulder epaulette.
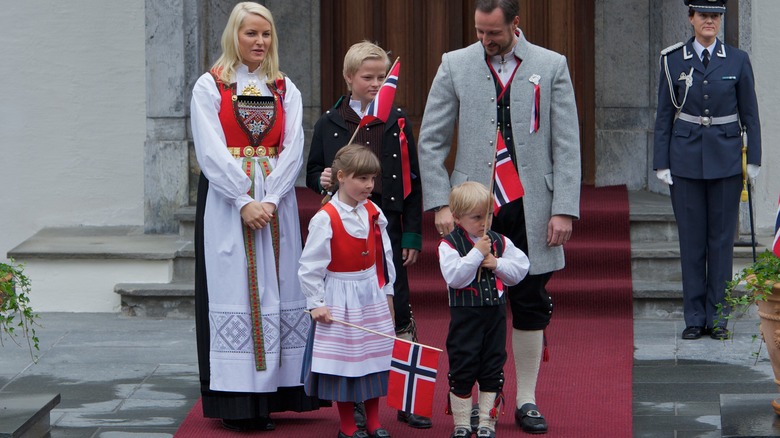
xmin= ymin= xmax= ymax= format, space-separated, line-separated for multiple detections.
xmin=660 ymin=42 xmax=684 ymax=56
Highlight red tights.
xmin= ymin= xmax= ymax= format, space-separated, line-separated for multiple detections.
xmin=336 ymin=398 xmax=381 ymax=435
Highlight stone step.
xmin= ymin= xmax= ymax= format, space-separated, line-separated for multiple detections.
xmin=175 ymin=205 xmax=196 ymax=239
xmin=0 ymin=393 xmax=60 ymax=438
xmin=628 ymin=190 xmax=678 ymax=242
xmin=114 ymin=281 xmax=194 ymax=318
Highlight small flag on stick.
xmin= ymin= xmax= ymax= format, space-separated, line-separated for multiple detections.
xmin=492 ymin=131 xmax=524 ymax=214
xmin=387 ymin=339 xmax=440 ymax=418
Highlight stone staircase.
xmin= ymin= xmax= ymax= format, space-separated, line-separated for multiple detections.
xmin=9 ymin=189 xmax=769 ymax=318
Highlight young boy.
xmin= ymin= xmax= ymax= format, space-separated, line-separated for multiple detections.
xmin=306 ymin=41 xmax=428 ymax=429
xmin=438 ymin=182 xmax=530 ymax=438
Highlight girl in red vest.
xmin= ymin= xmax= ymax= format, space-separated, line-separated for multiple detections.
xmin=299 ymin=144 xmax=397 ymax=438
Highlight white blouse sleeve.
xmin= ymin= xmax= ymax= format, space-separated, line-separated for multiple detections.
xmin=298 ymin=211 xmax=333 ymax=309
xmin=494 ymin=236 xmax=531 ymax=286
xmin=437 ymin=241 xmax=483 ymax=289
xmin=190 ymin=73 xmax=253 ymax=210
xmin=261 ymin=77 xmax=304 ymax=207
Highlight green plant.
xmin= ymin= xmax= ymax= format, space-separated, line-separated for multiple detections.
xmin=0 ymin=258 xmax=39 ymax=360
xmin=716 ymin=250 xmax=780 ymax=345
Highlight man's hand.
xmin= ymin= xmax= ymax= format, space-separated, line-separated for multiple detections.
xmin=547 ymin=215 xmax=572 ymax=247
xmin=434 ymin=206 xmax=454 ymax=237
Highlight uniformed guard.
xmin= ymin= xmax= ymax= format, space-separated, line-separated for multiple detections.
xmin=653 ymin=0 xmax=762 ymax=340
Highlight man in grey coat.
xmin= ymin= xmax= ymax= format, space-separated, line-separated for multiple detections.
xmin=418 ymin=0 xmax=580 ymax=434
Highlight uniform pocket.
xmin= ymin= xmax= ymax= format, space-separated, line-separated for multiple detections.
xmin=673 ymin=123 xmax=691 ymax=138
xmin=724 ymin=123 xmax=742 ymax=138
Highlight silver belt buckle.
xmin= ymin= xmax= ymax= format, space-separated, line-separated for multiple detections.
xmin=701 ymin=116 xmax=711 ymax=127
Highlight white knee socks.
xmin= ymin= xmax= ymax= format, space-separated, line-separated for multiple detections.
xmin=512 ymin=328 xmax=543 ymax=407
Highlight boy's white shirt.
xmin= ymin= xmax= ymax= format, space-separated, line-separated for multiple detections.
xmin=438 ymin=230 xmax=530 ymax=290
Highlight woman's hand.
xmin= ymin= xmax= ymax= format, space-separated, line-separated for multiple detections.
xmin=240 ymin=201 xmax=275 ymax=230
xmin=310 ymin=306 xmax=332 ymax=323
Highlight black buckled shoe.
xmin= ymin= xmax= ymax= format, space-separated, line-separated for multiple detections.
xmin=451 ymin=426 xmax=472 ymax=438
xmin=368 ymin=428 xmax=391 ymax=438
xmin=681 ymin=326 xmax=705 ymax=340
xmin=396 ymin=410 xmax=432 ymax=428
xmin=515 ymin=403 xmax=547 ymax=434
xmin=710 ymin=326 xmax=730 ymax=340
xmin=338 ymin=431 xmax=369 ymax=438
xmin=476 ymin=427 xmax=496 ymax=438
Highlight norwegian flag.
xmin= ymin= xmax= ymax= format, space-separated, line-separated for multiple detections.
xmin=493 ymin=132 xmax=524 ymax=213
xmin=773 ymin=194 xmax=780 ymax=258
xmin=359 ymin=60 xmax=400 ymax=128
xmin=387 ymin=339 xmax=439 ymax=418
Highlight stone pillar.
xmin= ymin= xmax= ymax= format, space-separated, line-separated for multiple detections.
xmin=595 ymin=0 xmax=652 ymax=190
xmin=144 ymin=0 xmax=194 ymax=233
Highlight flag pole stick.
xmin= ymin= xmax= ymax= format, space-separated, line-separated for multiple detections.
xmin=346 ymin=56 xmax=401 ymax=146
xmin=477 ymin=129 xmax=500 ymax=282
xmin=304 ymin=310 xmax=442 ymax=352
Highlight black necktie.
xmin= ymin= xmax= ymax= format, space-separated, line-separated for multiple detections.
xmin=702 ymin=49 xmax=710 ymax=67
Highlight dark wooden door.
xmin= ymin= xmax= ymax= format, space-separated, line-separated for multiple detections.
xmin=320 ymin=0 xmax=595 ymax=183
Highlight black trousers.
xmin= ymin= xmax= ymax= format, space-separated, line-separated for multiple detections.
xmin=446 ymin=305 xmax=507 ymax=395
xmin=369 ymin=193 xmax=413 ymax=333
xmin=491 ymin=197 xmax=554 ymax=330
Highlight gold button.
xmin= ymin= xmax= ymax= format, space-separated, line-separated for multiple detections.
xmin=243 ymin=146 xmax=255 ymax=157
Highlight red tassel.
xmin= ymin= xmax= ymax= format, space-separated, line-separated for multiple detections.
xmin=445 ymin=395 xmax=452 ymax=415
xmin=543 ymin=331 xmax=550 ymax=362
xmin=489 ymin=392 xmax=505 ymax=419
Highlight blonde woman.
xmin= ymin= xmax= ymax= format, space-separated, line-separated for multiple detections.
xmin=190 ymin=2 xmax=322 ymax=432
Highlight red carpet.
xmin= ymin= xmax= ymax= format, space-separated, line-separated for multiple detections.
xmin=175 ymin=185 xmax=633 ymax=437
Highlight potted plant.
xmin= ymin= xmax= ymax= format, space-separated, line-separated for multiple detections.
xmin=718 ymin=249 xmax=780 ymax=413
xmin=0 ymin=258 xmax=39 ymax=360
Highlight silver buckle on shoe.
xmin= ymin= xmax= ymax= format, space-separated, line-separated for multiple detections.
xmin=526 ymin=409 xmax=542 ymax=418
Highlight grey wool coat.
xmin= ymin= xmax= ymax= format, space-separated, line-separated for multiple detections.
xmin=418 ymin=32 xmax=581 ymax=275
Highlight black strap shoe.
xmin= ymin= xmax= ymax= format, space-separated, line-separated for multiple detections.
xmin=515 ymin=403 xmax=548 ymax=434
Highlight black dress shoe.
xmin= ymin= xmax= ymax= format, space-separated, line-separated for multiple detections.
xmin=710 ymin=326 xmax=730 ymax=340
xmin=338 ymin=431 xmax=369 ymax=438
xmin=397 ymin=410 xmax=432 ymax=428
xmin=681 ymin=326 xmax=705 ymax=340
xmin=515 ymin=403 xmax=548 ymax=434
xmin=368 ymin=428 xmax=391 ymax=438
xmin=221 ymin=417 xmax=275 ymax=432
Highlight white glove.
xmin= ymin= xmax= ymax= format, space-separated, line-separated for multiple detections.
xmin=747 ymin=164 xmax=760 ymax=184
xmin=656 ymin=169 xmax=673 ymax=185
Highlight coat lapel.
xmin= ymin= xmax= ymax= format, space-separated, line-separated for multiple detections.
xmin=703 ymin=40 xmax=725 ymax=78
xmin=511 ymin=32 xmax=534 ymax=148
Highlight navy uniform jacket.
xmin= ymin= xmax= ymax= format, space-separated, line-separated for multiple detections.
xmin=306 ymin=97 xmax=423 ymax=250
xmin=653 ymin=37 xmax=761 ymax=179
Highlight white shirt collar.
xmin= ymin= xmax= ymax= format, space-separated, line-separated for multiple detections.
xmin=332 ymin=192 xmax=367 ymax=213
xmin=348 ymin=97 xmax=366 ymax=118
